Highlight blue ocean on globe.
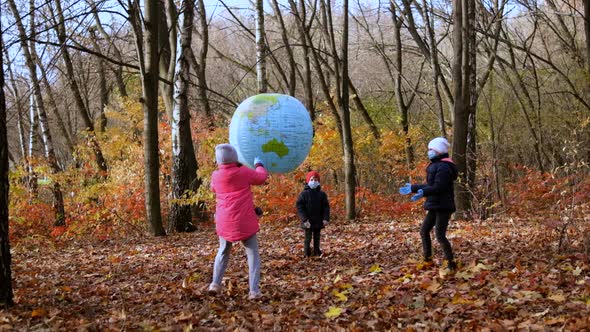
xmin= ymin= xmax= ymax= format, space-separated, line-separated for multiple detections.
xmin=229 ymin=94 xmax=313 ymax=173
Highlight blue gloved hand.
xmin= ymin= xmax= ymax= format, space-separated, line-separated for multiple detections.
xmin=254 ymin=156 xmax=264 ymax=167
xmin=399 ymin=183 xmax=412 ymax=195
xmin=411 ymin=189 xmax=424 ymax=201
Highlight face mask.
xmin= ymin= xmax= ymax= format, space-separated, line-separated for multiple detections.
xmin=427 ymin=150 xmax=438 ymax=160
xmin=308 ymin=180 xmax=320 ymax=189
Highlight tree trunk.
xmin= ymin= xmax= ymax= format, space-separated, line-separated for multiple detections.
xmin=168 ymin=0 xmax=199 ymax=233
xmin=271 ymin=0 xmax=296 ymax=96
xmin=465 ymin=0 xmax=477 ymax=211
xmin=25 ymin=94 xmax=39 ymax=198
xmin=27 ymin=96 xmax=38 ymax=197
xmin=2 ymin=46 xmax=27 ymax=161
xmin=421 ymin=0 xmax=447 ymax=137
xmin=89 ymin=28 xmax=108 ymax=133
xmin=10 ymin=0 xmax=66 ymax=221
xmin=298 ymin=2 xmax=342 ymax=137
xmin=391 ymin=3 xmax=415 ymax=169
xmin=340 ymin=0 xmax=356 ymax=220
xmin=53 ymin=0 xmax=108 ymax=174
xmin=159 ymin=0 xmax=177 ymax=121
xmin=451 ymin=0 xmax=470 ymax=219
xmin=256 ymin=0 xmax=268 ymax=93
xmin=195 ymin=0 xmax=214 ymax=129
xmin=142 ymin=0 xmax=166 ymax=236
xmin=36 ymin=59 xmax=75 ymax=154
xmin=0 ymin=39 xmax=14 ymax=307
xmin=288 ymin=0 xmax=315 ymax=120
xmin=585 ymin=0 xmax=590 ymax=79
xmin=34 ymin=96 xmax=66 ymax=226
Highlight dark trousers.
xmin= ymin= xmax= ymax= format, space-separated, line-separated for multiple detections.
xmin=420 ymin=210 xmax=454 ymax=262
xmin=304 ymin=229 xmax=321 ymax=256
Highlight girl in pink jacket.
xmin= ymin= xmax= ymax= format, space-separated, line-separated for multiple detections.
xmin=208 ymin=144 xmax=268 ymax=300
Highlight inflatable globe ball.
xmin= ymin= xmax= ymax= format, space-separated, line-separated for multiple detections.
xmin=229 ymin=94 xmax=313 ymax=173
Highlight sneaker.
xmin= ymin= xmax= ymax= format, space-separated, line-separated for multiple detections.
xmin=443 ymin=260 xmax=457 ymax=271
xmin=248 ymin=291 xmax=262 ymax=300
xmin=208 ymin=283 xmax=221 ymax=295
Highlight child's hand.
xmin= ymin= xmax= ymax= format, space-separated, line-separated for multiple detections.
xmin=254 ymin=157 xmax=264 ymax=167
xmin=411 ymin=189 xmax=424 ymax=201
xmin=323 ymin=220 xmax=328 ymax=226
xmin=302 ymin=220 xmax=311 ymax=229
xmin=399 ymin=183 xmax=412 ymax=195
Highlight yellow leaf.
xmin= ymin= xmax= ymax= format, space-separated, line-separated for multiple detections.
xmin=369 ymin=264 xmax=382 ymax=274
xmin=338 ymin=283 xmax=353 ymax=290
xmin=452 ymin=295 xmax=473 ymax=305
xmin=31 ymin=308 xmax=48 ymax=318
xmin=324 ymin=306 xmax=343 ymax=319
xmin=548 ymin=294 xmax=566 ymax=303
xmin=572 ymin=266 xmax=583 ymax=276
xmin=333 ymin=274 xmax=342 ymax=283
xmin=331 ymin=290 xmax=348 ymax=302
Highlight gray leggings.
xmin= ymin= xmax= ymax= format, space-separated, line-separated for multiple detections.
xmin=211 ymin=234 xmax=260 ymax=293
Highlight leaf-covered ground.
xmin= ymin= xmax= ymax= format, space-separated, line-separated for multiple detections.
xmin=2 ymin=215 xmax=589 ymax=331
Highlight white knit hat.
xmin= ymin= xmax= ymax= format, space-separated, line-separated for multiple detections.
xmin=215 ymin=144 xmax=238 ymax=164
xmin=428 ymin=137 xmax=450 ymax=154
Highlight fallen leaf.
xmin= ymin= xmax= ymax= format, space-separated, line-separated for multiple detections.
xmin=31 ymin=308 xmax=48 ymax=318
xmin=426 ymin=280 xmax=441 ymax=292
xmin=533 ymin=308 xmax=550 ymax=317
xmin=548 ymin=293 xmax=566 ymax=303
xmin=325 ymin=306 xmax=343 ymax=319
xmin=332 ymin=289 xmax=348 ymax=302
xmin=369 ymin=264 xmax=382 ymax=274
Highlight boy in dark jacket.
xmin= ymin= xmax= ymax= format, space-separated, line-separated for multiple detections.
xmin=399 ymin=137 xmax=458 ymax=270
xmin=296 ymin=171 xmax=330 ymax=257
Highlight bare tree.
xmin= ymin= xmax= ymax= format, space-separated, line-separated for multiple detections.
xmin=340 ymin=0 xmax=357 ymax=220
xmin=451 ymin=0 xmax=469 ymax=217
xmin=390 ymin=2 xmax=416 ymax=168
xmin=585 ymin=0 xmax=590 ymax=75
xmin=256 ymin=0 xmax=268 ymax=93
xmin=168 ymin=0 xmax=200 ymax=232
xmin=0 ymin=33 xmax=14 ymax=307
xmin=9 ymin=0 xmax=65 ymax=226
xmin=129 ymin=0 xmax=166 ymax=236
xmin=288 ymin=0 xmax=316 ymax=119
xmin=193 ymin=0 xmax=213 ymax=128
xmin=89 ymin=27 xmax=108 ymax=133
xmin=86 ymin=0 xmax=128 ymax=97
xmin=270 ymin=0 xmax=296 ymax=96
xmin=2 ymin=45 xmax=27 ymax=161
xmin=52 ymin=0 xmax=108 ymax=174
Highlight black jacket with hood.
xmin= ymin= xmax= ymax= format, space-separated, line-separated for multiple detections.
xmin=296 ymin=185 xmax=330 ymax=230
xmin=411 ymin=153 xmax=458 ymax=212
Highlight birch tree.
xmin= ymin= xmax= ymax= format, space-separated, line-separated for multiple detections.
xmin=9 ymin=0 xmax=65 ymax=226
xmin=168 ymin=0 xmax=199 ymax=232
xmin=52 ymin=0 xmax=108 ymax=174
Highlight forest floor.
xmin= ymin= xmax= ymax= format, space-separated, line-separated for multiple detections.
xmin=1 ymin=213 xmax=589 ymax=331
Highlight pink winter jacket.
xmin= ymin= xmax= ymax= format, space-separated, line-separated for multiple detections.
xmin=211 ymin=163 xmax=269 ymax=242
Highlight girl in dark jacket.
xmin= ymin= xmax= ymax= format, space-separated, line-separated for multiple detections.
xmin=296 ymin=171 xmax=330 ymax=257
xmin=399 ymin=137 xmax=458 ymax=270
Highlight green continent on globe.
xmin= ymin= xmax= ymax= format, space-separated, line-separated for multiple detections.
xmin=252 ymin=94 xmax=279 ymax=105
xmin=262 ymin=138 xmax=289 ymax=158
